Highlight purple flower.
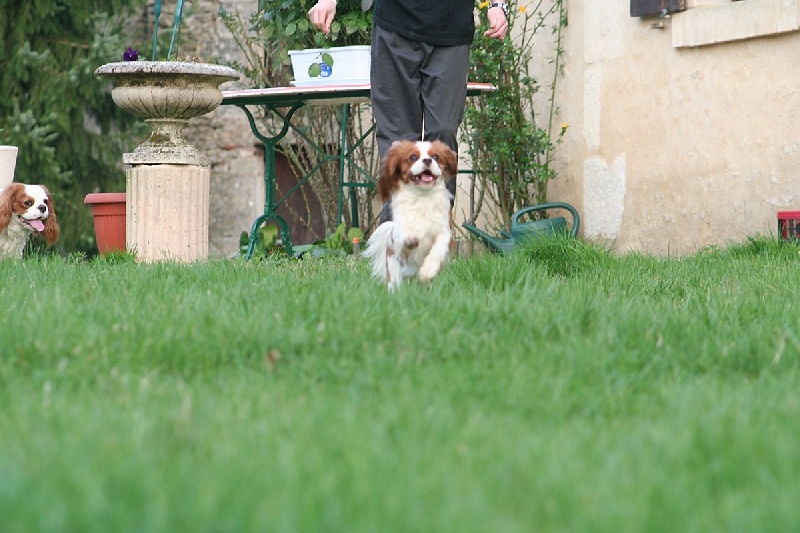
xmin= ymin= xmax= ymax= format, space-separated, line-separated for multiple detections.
xmin=123 ymin=47 xmax=139 ymax=62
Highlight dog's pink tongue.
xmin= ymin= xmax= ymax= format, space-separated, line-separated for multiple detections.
xmin=30 ymin=220 xmax=45 ymax=232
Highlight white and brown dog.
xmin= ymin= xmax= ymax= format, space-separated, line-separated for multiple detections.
xmin=0 ymin=183 xmax=59 ymax=259
xmin=363 ymin=140 xmax=458 ymax=291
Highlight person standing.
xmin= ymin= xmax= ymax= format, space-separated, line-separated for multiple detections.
xmin=309 ymin=0 xmax=509 ymax=220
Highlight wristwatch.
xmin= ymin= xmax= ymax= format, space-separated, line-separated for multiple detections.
xmin=489 ymin=1 xmax=510 ymax=17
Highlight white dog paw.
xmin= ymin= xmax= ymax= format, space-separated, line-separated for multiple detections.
xmin=418 ymin=262 xmax=441 ymax=283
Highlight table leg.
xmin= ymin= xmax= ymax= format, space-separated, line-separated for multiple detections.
xmin=336 ymin=104 xmax=348 ymax=226
xmin=336 ymin=105 xmax=377 ymax=229
xmin=237 ymin=103 xmax=303 ymax=259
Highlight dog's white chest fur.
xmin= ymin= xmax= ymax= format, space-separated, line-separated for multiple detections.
xmin=392 ymin=182 xmax=451 ymax=263
xmin=0 ymin=219 xmax=33 ymax=258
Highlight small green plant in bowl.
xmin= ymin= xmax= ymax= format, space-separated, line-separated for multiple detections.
xmin=308 ymin=51 xmax=334 ymax=78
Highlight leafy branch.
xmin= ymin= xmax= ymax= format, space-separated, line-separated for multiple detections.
xmin=462 ymin=0 xmax=567 ymax=232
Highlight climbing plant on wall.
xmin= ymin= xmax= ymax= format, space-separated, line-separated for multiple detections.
xmin=462 ymin=0 xmax=567 ymax=232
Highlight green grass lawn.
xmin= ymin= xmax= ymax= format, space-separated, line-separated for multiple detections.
xmin=1 ymin=237 xmax=799 ymax=532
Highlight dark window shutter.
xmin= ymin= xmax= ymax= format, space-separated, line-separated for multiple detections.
xmin=630 ymin=0 xmax=686 ymax=17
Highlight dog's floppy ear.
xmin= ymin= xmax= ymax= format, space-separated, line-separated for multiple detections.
xmin=42 ymin=211 xmax=59 ymax=245
xmin=40 ymin=186 xmax=59 ymax=245
xmin=430 ymin=141 xmax=459 ymax=178
xmin=442 ymin=147 xmax=458 ymax=178
xmin=378 ymin=141 xmax=408 ymax=202
xmin=0 ymin=184 xmax=21 ymax=232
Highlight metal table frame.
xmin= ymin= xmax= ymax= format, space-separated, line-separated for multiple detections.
xmin=221 ymin=82 xmax=496 ymax=259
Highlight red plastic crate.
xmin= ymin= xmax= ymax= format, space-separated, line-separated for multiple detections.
xmin=777 ymin=211 xmax=800 ymax=241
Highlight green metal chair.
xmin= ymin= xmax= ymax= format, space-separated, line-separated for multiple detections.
xmin=462 ymin=202 xmax=580 ymax=254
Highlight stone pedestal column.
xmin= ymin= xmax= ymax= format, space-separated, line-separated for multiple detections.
xmin=127 ymin=164 xmax=209 ymax=262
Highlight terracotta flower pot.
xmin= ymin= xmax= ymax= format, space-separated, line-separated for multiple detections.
xmin=84 ymin=192 xmax=127 ymax=254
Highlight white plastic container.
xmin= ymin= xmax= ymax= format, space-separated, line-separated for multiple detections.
xmin=0 ymin=145 xmax=18 ymax=189
xmin=288 ymin=45 xmax=370 ymax=86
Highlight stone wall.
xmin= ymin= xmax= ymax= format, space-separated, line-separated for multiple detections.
xmin=180 ymin=0 xmax=264 ymax=258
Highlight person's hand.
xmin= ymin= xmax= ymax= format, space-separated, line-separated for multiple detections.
xmin=309 ymin=0 xmax=337 ymax=34
xmin=484 ymin=6 xmax=508 ymax=39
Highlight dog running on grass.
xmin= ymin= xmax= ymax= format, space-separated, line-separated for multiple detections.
xmin=363 ymin=140 xmax=458 ymax=291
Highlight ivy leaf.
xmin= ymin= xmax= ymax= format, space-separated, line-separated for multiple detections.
xmin=308 ymin=63 xmax=322 ymax=77
xmin=321 ymin=53 xmax=334 ymax=67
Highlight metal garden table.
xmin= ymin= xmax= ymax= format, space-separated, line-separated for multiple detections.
xmin=221 ymin=82 xmax=495 ymax=259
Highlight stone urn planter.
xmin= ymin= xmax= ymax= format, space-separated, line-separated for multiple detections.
xmin=84 ymin=192 xmax=127 ymax=254
xmin=94 ymin=61 xmax=240 ymax=262
xmin=94 ymin=61 xmax=240 ymax=166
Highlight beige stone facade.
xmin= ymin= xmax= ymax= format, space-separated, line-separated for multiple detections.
xmin=188 ymin=0 xmax=800 ymax=257
xmin=548 ymin=0 xmax=800 ymax=254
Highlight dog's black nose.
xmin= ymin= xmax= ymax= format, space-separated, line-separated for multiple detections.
xmin=422 ymin=158 xmax=432 ymax=166
xmin=37 ymin=204 xmax=47 ymax=213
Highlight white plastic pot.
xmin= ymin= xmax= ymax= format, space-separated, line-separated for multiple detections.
xmin=288 ymin=45 xmax=371 ymax=86
xmin=0 ymin=145 xmax=18 ymax=189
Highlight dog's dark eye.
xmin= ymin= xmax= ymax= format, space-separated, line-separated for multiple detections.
xmin=409 ymin=155 xmax=418 ymax=162
xmin=23 ymin=200 xmax=33 ymax=207
xmin=432 ymin=154 xmax=439 ymax=162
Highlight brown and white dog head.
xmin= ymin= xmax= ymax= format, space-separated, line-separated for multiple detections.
xmin=377 ymin=140 xmax=458 ymax=202
xmin=0 ymin=183 xmax=60 ymax=247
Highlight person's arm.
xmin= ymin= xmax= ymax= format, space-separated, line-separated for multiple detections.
xmin=308 ymin=0 xmax=337 ymax=34
xmin=485 ymin=2 xmax=509 ymax=39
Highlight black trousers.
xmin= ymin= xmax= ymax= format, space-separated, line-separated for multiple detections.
xmin=370 ymin=24 xmax=471 ymax=222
